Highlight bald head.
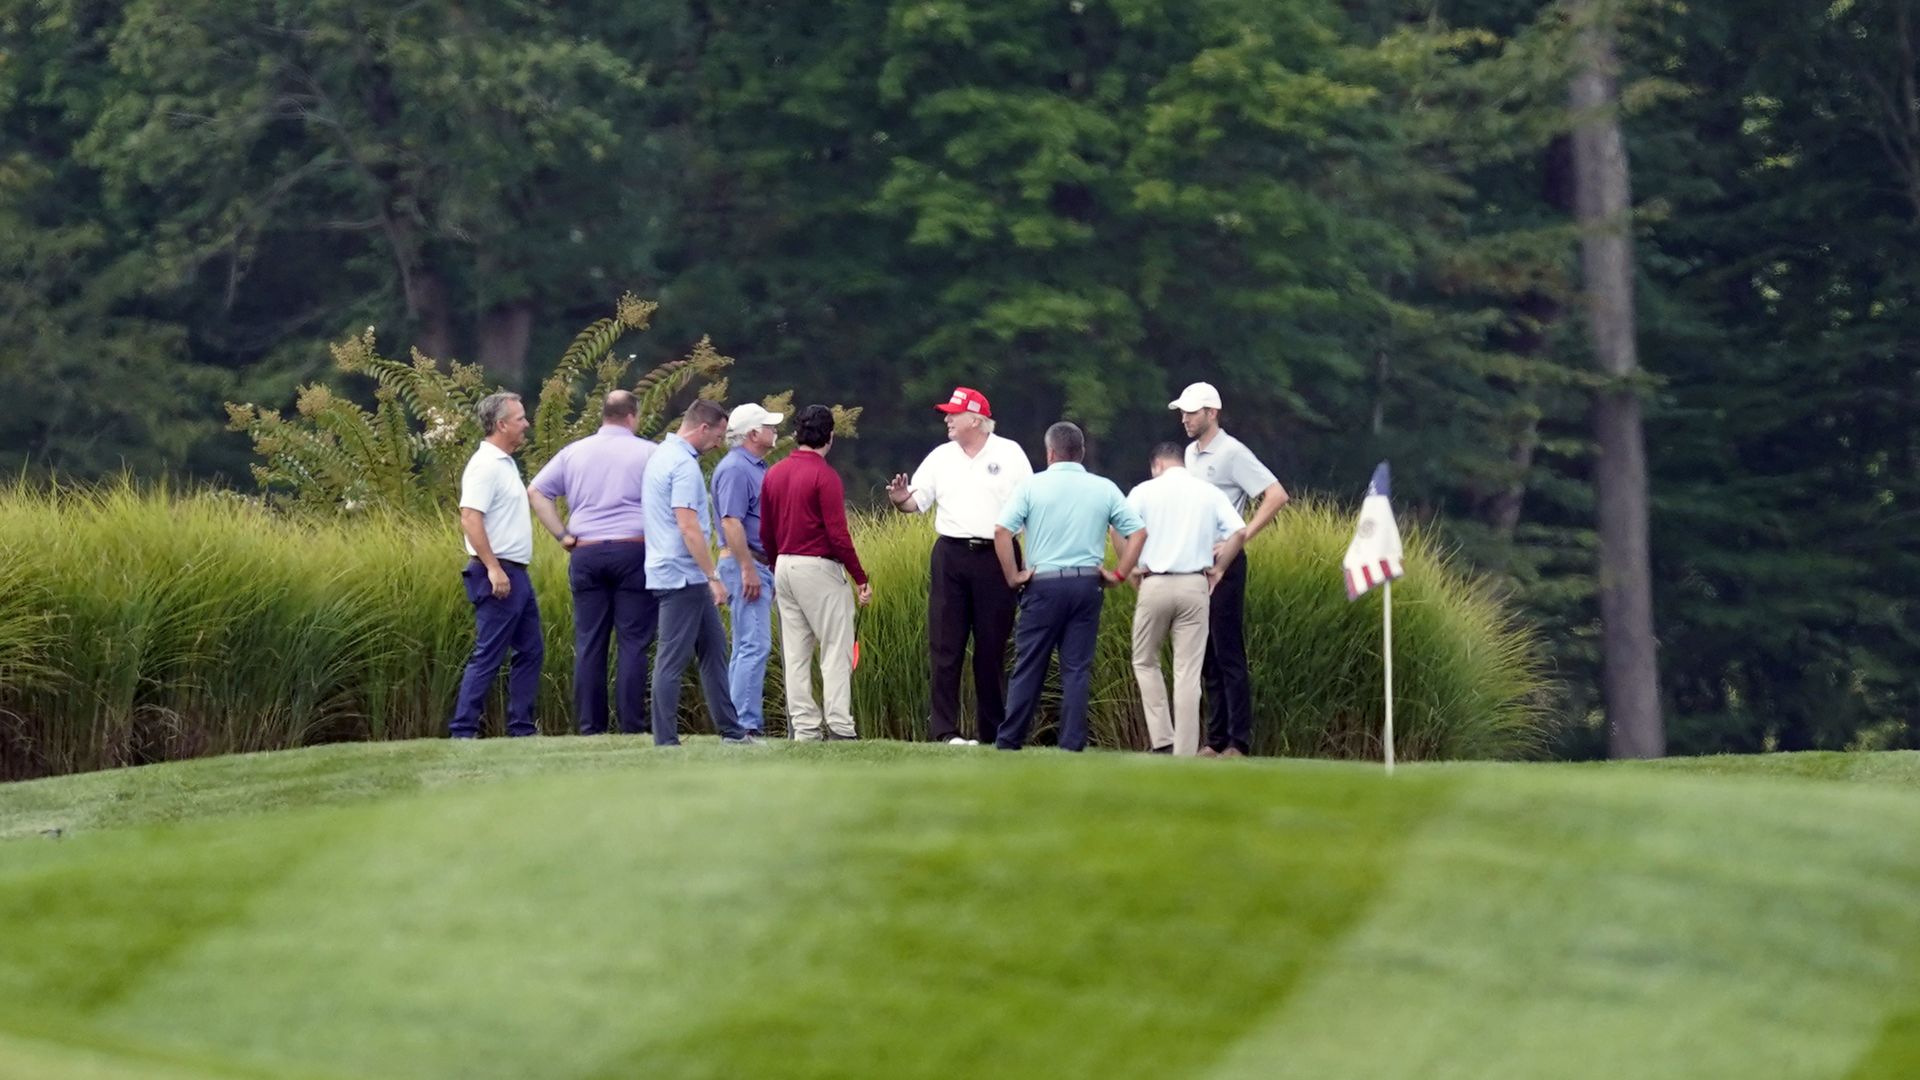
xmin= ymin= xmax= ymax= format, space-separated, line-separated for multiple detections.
xmin=602 ymin=390 xmax=638 ymax=423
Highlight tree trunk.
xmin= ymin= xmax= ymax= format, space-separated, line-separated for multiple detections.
xmin=1570 ymin=0 xmax=1664 ymax=759
xmin=1482 ymin=289 xmax=1559 ymax=542
xmin=476 ymin=300 xmax=534 ymax=382
xmin=411 ymin=263 xmax=457 ymax=363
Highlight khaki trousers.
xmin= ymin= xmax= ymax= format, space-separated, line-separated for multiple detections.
xmin=1131 ymin=574 xmax=1211 ymax=756
xmin=773 ymin=555 xmax=857 ymax=739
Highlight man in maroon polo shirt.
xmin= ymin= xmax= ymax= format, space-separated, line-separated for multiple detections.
xmin=760 ymin=405 xmax=870 ymax=740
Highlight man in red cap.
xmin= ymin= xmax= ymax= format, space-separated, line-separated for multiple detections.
xmin=886 ymin=386 xmax=1034 ymax=744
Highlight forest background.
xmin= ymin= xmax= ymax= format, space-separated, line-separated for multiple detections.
xmin=2 ymin=0 xmax=1914 ymax=757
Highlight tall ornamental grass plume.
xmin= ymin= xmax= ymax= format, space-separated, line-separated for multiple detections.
xmin=843 ymin=504 xmax=1548 ymax=758
xmin=0 ymin=485 xmax=1547 ymax=780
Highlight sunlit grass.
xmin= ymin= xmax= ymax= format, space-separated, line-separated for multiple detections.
xmin=1 ymin=742 xmax=1917 ymax=1079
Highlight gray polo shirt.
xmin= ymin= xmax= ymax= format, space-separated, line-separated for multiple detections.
xmin=1185 ymin=431 xmax=1278 ymax=516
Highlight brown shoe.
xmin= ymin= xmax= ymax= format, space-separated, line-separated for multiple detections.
xmin=1198 ymin=747 xmax=1221 ymax=759
xmin=1220 ymin=747 xmax=1245 ymax=759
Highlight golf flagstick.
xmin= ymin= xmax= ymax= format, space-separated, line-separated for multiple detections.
xmin=1382 ymin=580 xmax=1394 ymax=776
xmin=1341 ymin=461 xmax=1404 ymax=776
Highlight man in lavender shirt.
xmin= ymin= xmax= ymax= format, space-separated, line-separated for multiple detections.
xmin=529 ymin=390 xmax=657 ymax=734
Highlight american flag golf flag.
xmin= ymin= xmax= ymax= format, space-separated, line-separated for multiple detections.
xmin=1343 ymin=462 xmax=1405 ymax=600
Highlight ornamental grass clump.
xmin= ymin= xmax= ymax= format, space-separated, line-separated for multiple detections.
xmin=0 ymin=486 xmax=1546 ymax=779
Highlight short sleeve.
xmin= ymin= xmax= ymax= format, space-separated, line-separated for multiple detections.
xmin=1125 ymin=483 xmax=1146 ymax=519
xmin=1213 ymin=487 xmax=1246 ymax=537
xmin=459 ymin=456 xmax=493 ymax=513
xmin=996 ymin=478 xmax=1033 ymax=533
xmin=528 ymin=447 xmax=568 ymax=500
xmin=1108 ymin=483 xmax=1144 ymax=535
xmin=1230 ymin=445 xmax=1279 ymax=497
xmin=669 ymin=459 xmax=703 ymax=511
xmin=1004 ymin=444 xmax=1034 ymax=482
xmin=712 ymin=463 xmax=750 ymax=521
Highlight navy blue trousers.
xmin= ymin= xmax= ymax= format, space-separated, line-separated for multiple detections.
xmin=569 ymin=541 xmax=656 ymax=735
xmin=649 ymin=584 xmax=745 ymax=745
xmin=451 ymin=561 xmax=543 ymax=738
xmin=996 ymin=576 xmax=1104 ymax=751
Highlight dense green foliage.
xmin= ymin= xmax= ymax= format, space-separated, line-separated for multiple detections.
xmin=0 ymin=485 xmax=1542 ymax=779
xmin=1 ymin=1 xmax=1912 ymax=755
xmin=226 ymin=293 xmax=862 ymax=515
xmin=2 ymin=742 xmax=1919 ymax=1077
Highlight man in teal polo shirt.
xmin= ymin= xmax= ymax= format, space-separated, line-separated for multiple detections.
xmin=992 ymin=422 xmax=1145 ymax=751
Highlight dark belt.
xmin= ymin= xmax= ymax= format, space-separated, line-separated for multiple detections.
xmin=1030 ymin=566 xmax=1104 ymax=581
xmin=937 ymin=535 xmax=997 ymax=551
xmin=1144 ymin=569 xmax=1206 ymax=577
xmin=472 ymin=557 xmax=527 ymax=571
xmin=574 ymin=535 xmax=644 ymax=547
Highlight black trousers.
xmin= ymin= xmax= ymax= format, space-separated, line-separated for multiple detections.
xmin=1202 ymin=551 xmax=1253 ymax=752
xmin=927 ymin=536 xmax=1019 ymax=742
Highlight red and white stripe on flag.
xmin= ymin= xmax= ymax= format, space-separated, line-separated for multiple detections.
xmin=1345 ymin=557 xmax=1405 ymax=600
xmin=1342 ymin=462 xmax=1405 ymax=601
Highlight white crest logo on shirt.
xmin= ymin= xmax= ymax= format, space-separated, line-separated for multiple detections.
xmin=987 ymin=462 xmax=1001 ymax=475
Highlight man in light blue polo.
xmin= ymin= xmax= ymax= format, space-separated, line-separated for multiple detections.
xmin=642 ymin=399 xmax=753 ymax=746
xmin=992 ymin=422 xmax=1145 ymax=752
xmin=711 ymin=402 xmax=783 ymax=735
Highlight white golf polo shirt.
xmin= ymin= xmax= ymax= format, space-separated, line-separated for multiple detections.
xmin=459 ymin=440 xmax=534 ymax=564
xmin=906 ymin=434 xmax=1034 ymax=540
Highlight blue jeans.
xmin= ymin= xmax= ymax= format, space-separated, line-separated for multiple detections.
xmin=718 ymin=556 xmax=775 ymax=732
xmin=569 ymin=541 xmax=656 ymax=735
xmin=996 ymin=575 xmax=1105 ymax=751
xmin=650 ymin=584 xmax=746 ymax=745
xmin=451 ymin=561 xmax=544 ymax=738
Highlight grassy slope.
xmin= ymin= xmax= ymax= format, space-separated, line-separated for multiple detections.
xmin=2 ymin=744 xmax=1918 ymax=1079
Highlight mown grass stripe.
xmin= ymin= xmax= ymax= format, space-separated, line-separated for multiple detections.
xmin=1202 ymin=772 xmax=1920 ymax=1079
xmin=5 ymin=746 xmax=1920 ymax=1078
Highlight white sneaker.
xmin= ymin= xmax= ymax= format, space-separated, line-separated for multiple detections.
xmin=946 ymin=736 xmax=972 ymax=746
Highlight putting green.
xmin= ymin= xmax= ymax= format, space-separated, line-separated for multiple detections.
xmin=2 ymin=742 xmax=1917 ymax=1078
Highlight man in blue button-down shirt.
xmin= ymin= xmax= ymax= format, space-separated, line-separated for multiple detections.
xmin=642 ymin=399 xmax=753 ymax=746
xmin=992 ymin=422 xmax=1145 ymax=752
xmin=712 ymin=402 xmax=783 ymax=734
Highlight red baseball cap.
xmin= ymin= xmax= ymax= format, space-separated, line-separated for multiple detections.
xmin=935 ymin=386 xmax=992 ymax=418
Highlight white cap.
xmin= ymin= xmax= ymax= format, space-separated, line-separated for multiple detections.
xmin=1168 ymin=381 xmax=1222 ymax=412
xmin=727 ymin=402 xmax=785 ymax=436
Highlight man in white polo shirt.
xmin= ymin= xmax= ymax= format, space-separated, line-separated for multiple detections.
xmin=885 ymin=386 xmax=1033 ymax=745
xmin=1171 ymin=381 xmax=1289 ymax=757
xmin=450 ymin=391 xmax=543 ymax=739
xmin=1125 ymin=442 xmax=1248 ymax=756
